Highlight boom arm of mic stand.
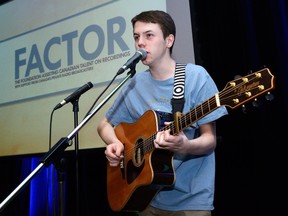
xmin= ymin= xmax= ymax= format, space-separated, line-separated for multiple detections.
xmin=0 ymin=137 xmax=71 ymax=212
xmin=68 ymin=69 xmax=135 ymax=138
xmin=0 ymin=69 xmax=135 ymax=213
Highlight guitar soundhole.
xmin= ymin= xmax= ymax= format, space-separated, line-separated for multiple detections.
xmin=126 ymin=138 xmax=145 ymax=184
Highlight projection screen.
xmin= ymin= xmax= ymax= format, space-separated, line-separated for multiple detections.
xmin=0 ymin=0 xmax=195 ymax=157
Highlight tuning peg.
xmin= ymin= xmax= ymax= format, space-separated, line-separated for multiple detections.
xmin=265 ymin=92 xmax=274 ymax=101
xmin=242 ymin=104 xmax=247 ymax=114
xmin=252 ymin=98 xmax=259 ymax=108
xmin=234 ymin=75 xmax=242 ymax=79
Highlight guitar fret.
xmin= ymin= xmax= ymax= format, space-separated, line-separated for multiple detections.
xmin=180 ymin=116 xmax=186 ymax=131
xmin=197 ymin=105 xmax=203 ymax=118
xmin=201 ymin=103 xmax=204 ymax=116
xmin=169 ymin=123 xmax=175 ymax=135
xmin=188 ymin=109 xmax=196 ymax=126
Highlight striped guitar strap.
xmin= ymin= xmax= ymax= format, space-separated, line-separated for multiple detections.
xmin=171 ymin=63 xmax=186 ymax=115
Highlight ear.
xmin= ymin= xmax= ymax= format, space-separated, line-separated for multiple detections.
xmin=166 ymin=34 xmax=175 ymax=48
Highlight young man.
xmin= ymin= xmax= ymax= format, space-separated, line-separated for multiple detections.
xmin=97 ymin=10 xmax=228 ymax=216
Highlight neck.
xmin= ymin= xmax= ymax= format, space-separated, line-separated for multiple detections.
xmin=149 ymin=58 xmax=176 ymax=80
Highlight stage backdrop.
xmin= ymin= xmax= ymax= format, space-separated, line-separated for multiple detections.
xmin=0 ymin=0 xmax=195 ymax=156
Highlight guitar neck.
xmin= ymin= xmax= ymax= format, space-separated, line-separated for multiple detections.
xmin=142 ymin=95 xmax=219 ymax=154
xmin=171 ymin=95 xmax=219 ymax=134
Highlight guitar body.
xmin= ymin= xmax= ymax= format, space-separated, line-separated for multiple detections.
xmin=107 ymin=110 xmax=175 ymax=212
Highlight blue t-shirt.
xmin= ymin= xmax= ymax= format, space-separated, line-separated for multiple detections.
xmin=106 ymin=63 xmax=228 ymax=211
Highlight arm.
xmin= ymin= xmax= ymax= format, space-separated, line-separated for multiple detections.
xmin=97 ymin=117 xmax=124 ymax=166
xmin=154 ymin=121 xmax=217 ymax=155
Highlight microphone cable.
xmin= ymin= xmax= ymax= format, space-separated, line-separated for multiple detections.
xmin=83 ymin=72 xmax=118 ymax=119
xmin=46 ymin=108 xmax=57 ymax=216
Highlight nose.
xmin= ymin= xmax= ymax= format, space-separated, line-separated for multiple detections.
xmin=136 ymin=36 xmax=145 ymax=48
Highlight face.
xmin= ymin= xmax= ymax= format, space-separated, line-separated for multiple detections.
xmin=133 ymin=21 xmax=172 ymax=67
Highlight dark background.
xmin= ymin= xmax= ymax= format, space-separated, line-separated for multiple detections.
xmin=0 ymin=0 xmax=287 ymax=215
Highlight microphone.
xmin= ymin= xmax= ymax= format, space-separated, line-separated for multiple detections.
xmin=117 ymin=48 xmax=147 ymax=75
xmin=54 ymin=82 xmax=93 ymax=110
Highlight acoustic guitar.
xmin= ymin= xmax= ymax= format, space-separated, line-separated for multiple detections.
xmin=107 ymin=67 xmax=275 ymax=212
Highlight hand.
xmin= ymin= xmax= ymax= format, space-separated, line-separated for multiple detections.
xmin=105 ymin=142 xmax=124 ymax=167
xmin=154 ymin=129 xmax=189 ymax=153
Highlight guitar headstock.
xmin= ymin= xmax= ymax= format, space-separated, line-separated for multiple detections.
xmin=220 ymin=68 xmax=275 ymax=109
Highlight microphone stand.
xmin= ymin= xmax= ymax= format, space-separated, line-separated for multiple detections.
xmin=54 ymin=157 xmax=66 ymax=216
xmin=52 ymin=98 xmax=80 ymax=216
xmin=0 ymin=67 xmax=137 ymax=214
xmin=72 ymin=99 xmax=80 ymax=216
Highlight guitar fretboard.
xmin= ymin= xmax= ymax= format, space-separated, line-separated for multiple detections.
xmin=172 ymin=95 xmax=219 ymax=133
xmin=141 ymin=94 xmax=220 ymax=155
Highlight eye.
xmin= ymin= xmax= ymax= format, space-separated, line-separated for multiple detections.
xmin=133 ymin=35 xmax=139 ymax=41
xmin=146 ymin=33 xmax=153 ymax=38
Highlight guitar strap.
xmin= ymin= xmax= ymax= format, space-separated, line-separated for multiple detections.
xmin=171 ymin=63 xmax=186 ymax=115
